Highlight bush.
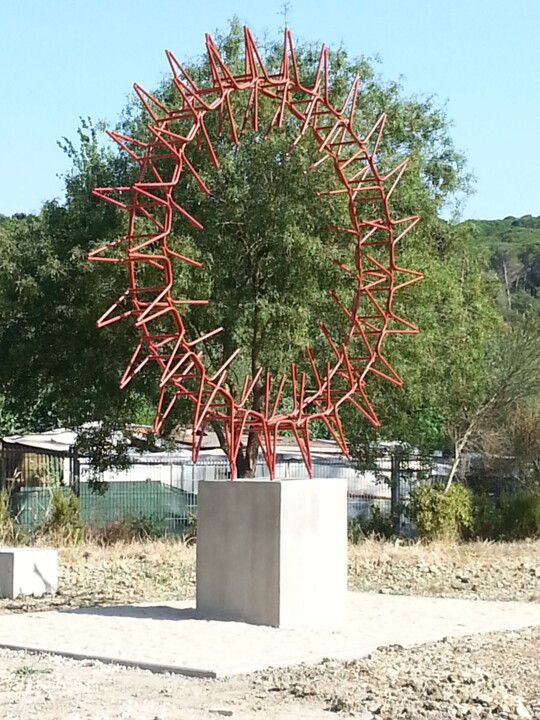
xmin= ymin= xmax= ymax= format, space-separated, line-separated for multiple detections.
xmin=126 ymin=514 xmax=167 ymax=540
xmin=85 ymin=514 xmax=167 ymax=544
xmin=38 ymin=487 xmax=84 ymax=544
xmin=473 ymin=493 xmax=500 ymax=538
xmin=0 ymin=488 xmax=27 ymax=545
xmin=348 ymin=505 xmax=394 ymax=543
xmin=180 ymin=513 xmax=197 ymax=546
xmin=84 ymin=520 xmax=136 ymax=545
xmin=474 ymin=490 xmax=540 ymax=540
xmin=406 ymin=483 xmax=474 ymax=541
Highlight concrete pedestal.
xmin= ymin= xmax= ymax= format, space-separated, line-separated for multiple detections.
xmin=0 ymin=546 xmax=58 ymax=599
xmin=196 ymin=478 xmax=347 ymax=628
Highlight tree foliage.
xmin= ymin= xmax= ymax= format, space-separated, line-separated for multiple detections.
xmin=0 ymin=21 xmax=522 ymax=479
xmin=441 ymin=317 xmax=540 ymax=485
xmin=349 ymin=215 xmax=502 ymax=453
xmin=0 ymin=124 xmax=154 ymax=434
xmin=102 ymin=21 xmax=476 ymax=471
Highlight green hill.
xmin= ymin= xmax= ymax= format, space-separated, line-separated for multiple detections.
xmin=466 ymin=215 xmax=540 ymax=314
xmin=470 ymin=215 xmax=540 ymax=246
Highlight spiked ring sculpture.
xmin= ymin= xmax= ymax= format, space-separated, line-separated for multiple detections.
xmin=89 ymin=28 xmax=423 ymax=479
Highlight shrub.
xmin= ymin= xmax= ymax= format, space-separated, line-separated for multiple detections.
xmin=85 ymin=520 xmax=136 ymax=545
xmin=473 ymin=493 xmax=500 ymax=538
xmin=126 ymin=514 xmax=167 ymax=540
xmin=0 ymin=488 xmax=27 ymax=545
xmin=180 ymin=513 xmax=197 ymax=546
xmin=86 ymin=514 xmax=167 ymax=544
xmin=348 ymin=505 xmax=394 ymax=543
xmin=406 ymin=483 xmax=474 ymax=541
xmin=474 ymin=490 xmax=540 ymax=540
xmin=38 ymin=487 xmax=84 ymax=544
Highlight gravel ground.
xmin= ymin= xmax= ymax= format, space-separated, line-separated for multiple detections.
xmin=0 ymin=538 xmax=538 ymax=719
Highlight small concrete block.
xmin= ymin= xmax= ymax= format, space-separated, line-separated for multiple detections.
xmin=196 ymin=478 xmax=348 ymax=628
xmin=0 ymin=546 xmax=58 ymax=599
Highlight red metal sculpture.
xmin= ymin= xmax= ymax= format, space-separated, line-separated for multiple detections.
xmin=89 ymin=28 xmax=422 ymax=478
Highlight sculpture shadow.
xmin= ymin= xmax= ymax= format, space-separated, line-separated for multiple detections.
xmin=61 ymin=604 xmax=237 ymax=622
xmin=32 ymin=563 xmax=56 ymax=593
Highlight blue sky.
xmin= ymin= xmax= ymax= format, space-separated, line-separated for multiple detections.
xmin=1 ymin=0 xmax=538 ymax=220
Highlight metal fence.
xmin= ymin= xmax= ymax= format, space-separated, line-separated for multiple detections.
xmin=0 ymin=444 xmax=455 ymax=534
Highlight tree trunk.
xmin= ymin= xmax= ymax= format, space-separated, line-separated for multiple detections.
xmin=210 ymin=288 xmax=263 ymax=478
xmin=502 ymin=260 xmax=512 ymax=311
xmin=444 ymin=395 xmax=498 ymax=493
xmin=444 ymin=433 xmax=470 ymax=493
xmin=235 ymin=431 xmax=260 ymax=478
xmin=235 ymin=382 xmax=262 ymax=477
xmin=210 ymin=385 xmax=262 ymax=478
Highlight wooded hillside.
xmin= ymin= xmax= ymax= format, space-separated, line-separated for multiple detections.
xmin=465 ymin=216 xmax=540 ymax=315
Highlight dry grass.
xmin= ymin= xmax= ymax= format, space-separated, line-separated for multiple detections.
xmin=2 ymin=537 xmax=538 ymax=616
xmin=349 ymin=535 xmax=540 ymax=563
xmin=56 ymin=537 xmax=196 ymax=565
xmin=0 ymin=538 xmax=196 ymax=614
xmin=348 ymin=536 xmax=540 ymax=602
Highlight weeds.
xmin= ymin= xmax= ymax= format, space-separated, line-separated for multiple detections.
xmin=348 ymin=505 xmax=394 ymax=543
xmin=13 ymin=666 xmax=52 ymax=678
xmin=474 ymin=489 xmax=540 ymax=540
xmin=180 ymin=513 xmax=197 ymax=546
xmin=0 ymin=488 xmax=28 ymax=545
xmin=38 ymin=487 xmax=84 ymax=544
xmin=126 ymin=514 xmax=166 ymax=540
xmin=86 ymin=514 xmax=167 ymax=545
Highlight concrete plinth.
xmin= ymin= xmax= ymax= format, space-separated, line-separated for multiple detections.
xmin=0 ymin=546 xmax=58 ymax=599
xmin=196 ymin=478 xmax=347 ymax=628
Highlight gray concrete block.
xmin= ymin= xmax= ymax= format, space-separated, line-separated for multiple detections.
xmin=0 ymin=546 xmax=58 ymax=599
xmin=196 ymin=478 xmax=347 ymax=628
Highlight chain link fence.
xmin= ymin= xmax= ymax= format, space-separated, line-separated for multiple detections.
xmin=1 ymin=442 xmax=459 ymax=535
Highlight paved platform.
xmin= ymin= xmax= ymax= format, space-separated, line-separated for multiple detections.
xmin=0 ymin=592 xmax=538 ymax=678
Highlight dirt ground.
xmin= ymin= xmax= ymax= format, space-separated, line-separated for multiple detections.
xmin=0 ymin=538 xmax=539 ymax=719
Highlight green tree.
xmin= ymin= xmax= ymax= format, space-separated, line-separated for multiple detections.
xmin=0 ymin=125 xmax=155 ymax=435
xmin=0 ymin=21 xmax=485 ymax=477
xmin=99 ymin=21 xmax=473 ymax=474
xmin=347 ymin=220 xmax=503 ymax=458
xmin=445 ymin=316 xmax=540 ymax=490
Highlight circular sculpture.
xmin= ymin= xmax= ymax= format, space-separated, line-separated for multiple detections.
xmin=89 ymin=28 xmax=423 ymax=478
